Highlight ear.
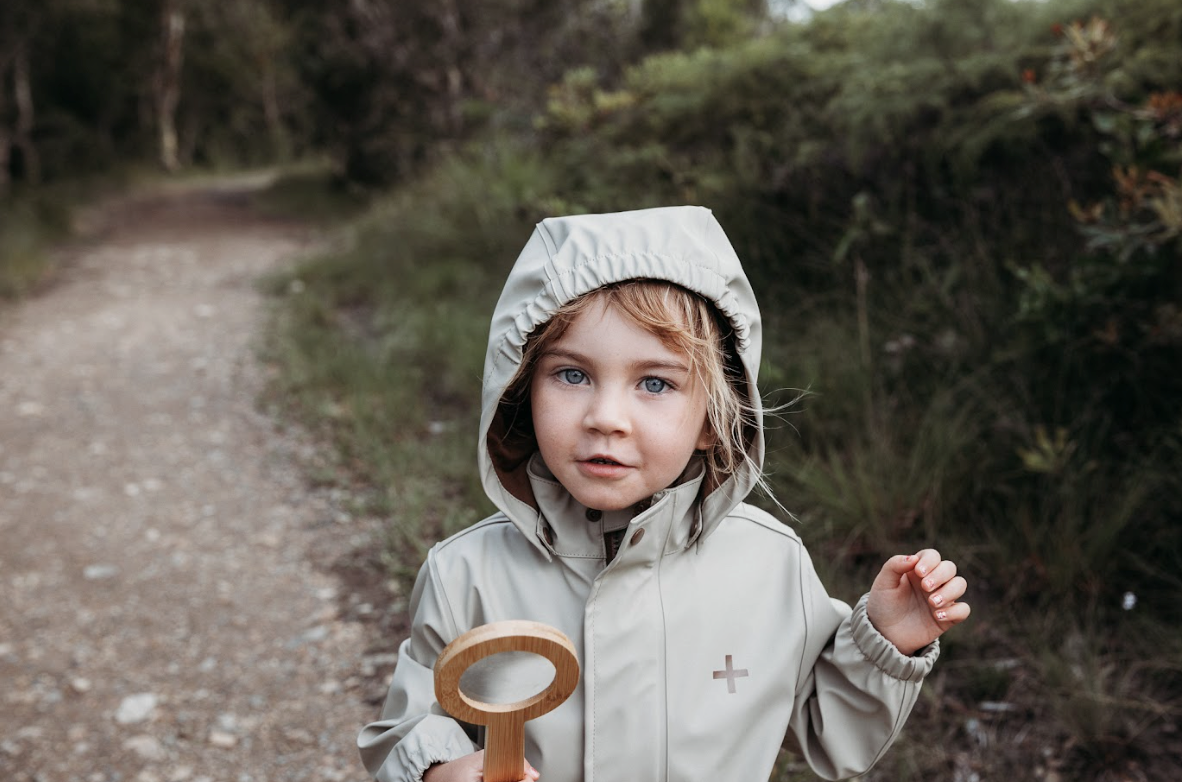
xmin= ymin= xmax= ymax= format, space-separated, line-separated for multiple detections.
xmin=695 ymin=420 xmax=717 ymax=452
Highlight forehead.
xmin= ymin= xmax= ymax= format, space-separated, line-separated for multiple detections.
xmin=546 ymin=298 xmax=693 ymax=362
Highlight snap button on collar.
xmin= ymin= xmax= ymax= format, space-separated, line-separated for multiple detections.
xmin=585 ymin=508 xmax=602 ymax=522
xmin=630 ymin=528 xmax=645 ymax=546
xmin=542 ymin=522 xmax=555 ymax=547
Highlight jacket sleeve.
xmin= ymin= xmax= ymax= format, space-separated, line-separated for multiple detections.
xmin=787 ymin=551 xmax=939 ymax=781
xmin=357 ymin=549 xmax=478 ymax=782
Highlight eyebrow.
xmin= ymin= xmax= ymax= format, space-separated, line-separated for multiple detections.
xmin=539 ymin=347 xmax=690 ymax=374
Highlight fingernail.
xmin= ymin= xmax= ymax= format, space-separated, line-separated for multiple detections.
xmin=924 ymin=578 xmax=934 ymax=590
xmin=931 ymin=594 xmax=944 ymax=607
xmin=936 ymin=610 xmax=948 ymax=621
xmin=917 ymin=565 xmax=928 ymax=576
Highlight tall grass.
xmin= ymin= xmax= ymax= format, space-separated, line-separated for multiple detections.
xmin=260 ymin=144 xmax=562 ymax=575
xmin=0 ymin=194 xmax=72 ymax=300
xmin=262 ymin=0 xmax=1182 ymax=777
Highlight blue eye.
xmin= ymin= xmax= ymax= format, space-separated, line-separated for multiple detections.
xmin=643 ymin=377 xmax=670 ymax=393
xmin=559 ymin=369 xmax=586 ymax=385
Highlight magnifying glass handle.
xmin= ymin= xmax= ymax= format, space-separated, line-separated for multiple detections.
xmin=484 ymin=712 xmax=527 ymax=782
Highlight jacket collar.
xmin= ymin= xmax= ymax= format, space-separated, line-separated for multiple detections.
xmin=526 ymin=454 xmax=706 ymax=563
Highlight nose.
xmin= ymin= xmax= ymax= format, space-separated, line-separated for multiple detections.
xmin=582 ymin=386 xmax=631 ymax=436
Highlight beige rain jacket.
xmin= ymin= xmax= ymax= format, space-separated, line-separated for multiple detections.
xmin=358 ymin=207 xmax=938 ymax=781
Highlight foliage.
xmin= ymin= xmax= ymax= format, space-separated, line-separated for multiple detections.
xmin=263 ymin=0 xmax=1182 ymax=777
xmin=0 ymin=172 xmax=104 ymax=302
xmin=260 ymin=142 xmax=560 ymax=571
xmin=0 ymin=191 xmax=70 ymax=300
xmin=281 ymin=0 xmax=642 ymax=186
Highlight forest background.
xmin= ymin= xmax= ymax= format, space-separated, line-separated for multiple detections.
xmin=2 ymin=0 xmax=1180 ymax=779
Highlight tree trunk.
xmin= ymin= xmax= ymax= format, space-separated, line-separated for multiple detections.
xmin=260 ymin=61 xmax=289 ymax=162
xmin=436 ymin=0 xmax=464 ymax=138
xmin=155 ymin=2 xmax=185 ymax=172
xmin=0 ymin=58 xmax=10 ymax=197
xmin=12 ymin=38 xmax=38 ymax=186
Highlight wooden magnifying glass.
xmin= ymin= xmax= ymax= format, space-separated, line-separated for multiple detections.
xmin=434 ymin=620 xmax=580 ymax=782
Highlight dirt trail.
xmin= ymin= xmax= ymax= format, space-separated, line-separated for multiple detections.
xmin=0 ymin=176 xmax=378 ymax=782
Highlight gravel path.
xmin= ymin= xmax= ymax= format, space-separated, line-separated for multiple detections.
xmin=0 ymin=177 xmax=379 ymax=782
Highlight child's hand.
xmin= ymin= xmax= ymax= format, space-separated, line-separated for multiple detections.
xmin=866 ymin=549 xmax=970 ymax=656
xmin=423 ymin=750 xmax=540 ymax=782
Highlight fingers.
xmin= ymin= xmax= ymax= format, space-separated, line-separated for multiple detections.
xmin=909 ymin=549 xmax=971 ymax=626
xmin=911 ymin=548 xmax=943 ymax=580
xmin=524 ymin=759 xmax=540 ymax=781
xmin=872 ymin=553 xmax=920 ymax=593
xmin=931 ymin=595 xmax=971 ymax=626
xmin=882 ymin=553 xmax=919 ymax=575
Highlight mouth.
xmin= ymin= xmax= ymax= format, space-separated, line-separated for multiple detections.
xmin=582 ymin=454 xmax=626 ymax=466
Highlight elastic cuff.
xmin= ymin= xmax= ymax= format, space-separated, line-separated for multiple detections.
xmin=366 ymin=716 xmax=477 ymax=782
xmin=849 ymin=594 xmax=939 ymax=682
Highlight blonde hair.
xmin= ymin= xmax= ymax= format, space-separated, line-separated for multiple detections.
xmin=500 ymin=280 xmax=759 ymax=493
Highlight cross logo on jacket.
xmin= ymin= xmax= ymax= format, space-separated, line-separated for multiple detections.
xmin=712 ymin=654 xmax=749 ymax=694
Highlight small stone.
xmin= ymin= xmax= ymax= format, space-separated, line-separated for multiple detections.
xmin=169 ymin=767 xmax=194 ymax=782
xmin=115 ymin=693 xmax=158 ymax=724
xmin=71 ymin=677 xmax=93 ymax=694
xmin=282 ymin=728 xmax=314 ymax=746
xmin=123 ymin=735 xmax=166 ymax=761
xmin=208 ymin=730 xmax=238 ymax=749
xmin=286 ymin=625 xmax=328 ymax=648
xmin=84 ymin=564 xmax=119 ymax=581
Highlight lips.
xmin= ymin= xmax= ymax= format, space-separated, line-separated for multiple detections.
xmin=577 ymin=455 xmax=632 ymax=478
xmin=582 ymin=453 xmax=628 ymax=466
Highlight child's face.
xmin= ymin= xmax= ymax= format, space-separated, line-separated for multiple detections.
xmin=530 ymin=299 xmax=713 ymax=512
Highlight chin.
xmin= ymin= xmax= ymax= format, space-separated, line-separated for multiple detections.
xmin=570 ymin=490 xmax=637 ymax=512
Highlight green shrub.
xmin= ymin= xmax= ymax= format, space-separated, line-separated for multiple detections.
xmin=266 ymin=0 xmax=1182 ymax=776
xmin=0 ymin=193 xmax=72 ymax=300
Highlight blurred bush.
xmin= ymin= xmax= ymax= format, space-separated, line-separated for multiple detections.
xmin=268 ymin=0 xmax=1182 ymax=777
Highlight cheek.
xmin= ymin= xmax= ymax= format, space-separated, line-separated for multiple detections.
xmin=685 ymin=397 xmax=713 ymax=451
xmin=529 ymin=385 xmax=569 ymax=447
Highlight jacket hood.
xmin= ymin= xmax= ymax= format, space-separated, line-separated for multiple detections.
xmin=478 ymin=206 xmax=764 ymax=558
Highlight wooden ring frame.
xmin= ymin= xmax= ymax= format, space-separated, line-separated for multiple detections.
xmin=434 ymin=620 xmax=579 ymax=782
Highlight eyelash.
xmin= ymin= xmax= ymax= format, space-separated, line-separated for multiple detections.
xmin=554 ymin=369 xmax=675 ymax=394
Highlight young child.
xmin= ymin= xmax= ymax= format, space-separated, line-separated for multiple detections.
xmin=358 ymin=206 xmax=970 ymax=781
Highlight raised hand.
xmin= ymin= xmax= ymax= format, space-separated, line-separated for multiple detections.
xmin=866 ymin=549 xmax=970 ymax=656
